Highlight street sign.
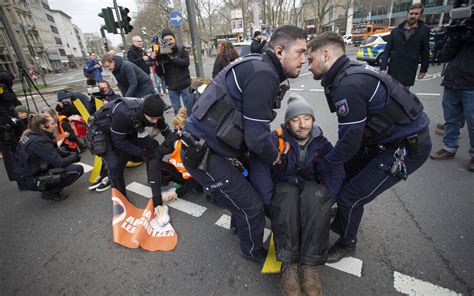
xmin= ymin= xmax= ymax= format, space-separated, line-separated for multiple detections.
xmin=231 ymin=19 xmax=244 ymax=33
xmin=169 ymin=10 xmax=183 ymax=27
xmin=231 ymin=9 xmax=242 ymax=19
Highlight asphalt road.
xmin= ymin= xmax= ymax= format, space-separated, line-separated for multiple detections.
xmin=1 ymin=47 xmax=473 ymax=295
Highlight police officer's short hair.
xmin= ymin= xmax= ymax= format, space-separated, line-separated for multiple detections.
xmin=307 ymin=32 xmax=345 ymax=54
xmin=268 ymin=25 xmax=307 ymax=50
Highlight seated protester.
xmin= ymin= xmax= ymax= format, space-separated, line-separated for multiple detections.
xmin=158 ymin=108 xmax=203 ymax=202
xmin=88 ymin=80 xmax=121 ymax=115
xmin=56 ymin=90 xmax=90 ymax=116
xmin=13 ymin=113 xmax=83 ymax=201
xmin=269 ymin=94 xmax=344 ymax=296
xmin=42 ymin=107 xmax=80 ymax=153
xmin=15 ymin=105 xmax=33 ymax=129
xmin=99 ymin=95 xmax=172 ymax=226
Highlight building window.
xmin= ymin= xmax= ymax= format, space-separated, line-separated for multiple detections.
xmin=55 ymin=37 xmax=62 ymax=45
xmin=46 ymin=14 xmax=55 ymax=22
xmin=58 ymin=49 xmax=66 ymax=56
xmin=50 ymin=26 xmax=59 ymax=34
xmin=42 ymin=2 xmax=50 ymax=10
xmin=422 ymin=0 xmax=443 ymax=7
xmin=393 ymin=1 xmax=411 ymax=13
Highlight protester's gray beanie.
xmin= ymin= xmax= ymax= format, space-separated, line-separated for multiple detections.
xmin=285 ymin=93 xmax=315 ymax=122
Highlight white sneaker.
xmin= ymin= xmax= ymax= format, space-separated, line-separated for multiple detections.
xmin=154 ymin=205 xmax=170 ymax=226
xmin=88 ymin=176 xmax=102 ymax=190
xmin=162 ymin=187 xmax=178 ymax=203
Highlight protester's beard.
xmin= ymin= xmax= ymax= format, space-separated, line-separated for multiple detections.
xmin=289 ymin=127 xmax=312 ymax=142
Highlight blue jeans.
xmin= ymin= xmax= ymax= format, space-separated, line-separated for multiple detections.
xmin=442 ymin=88 xmax=474 ymax=157
xmin=168 ymin=88 xmax=191 ymax=114
xmin=151 ymin=72 xmax=166 ymax=94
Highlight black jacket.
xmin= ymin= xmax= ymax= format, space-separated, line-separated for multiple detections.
xmin=111 ymin=56 xmax=155 ymax=98
xmin=127 ymin=45 xmax=150 ymax=75
xmin=14 ymin=131 xmax=78 ymax=177
xmin=380 ymin=20 xmax=431 ymax=86
xmin=0 ymin=71 xmax=20 ymax=116
xmin=251 ymin=38 xmax=266 ymax=54
xmin=440 ymin=35 xmax=474 ymax=90
xmin=212 ymin=56 xmax=231 ymax=78
xmin=156 ymin=45 xmax=191 ymax=91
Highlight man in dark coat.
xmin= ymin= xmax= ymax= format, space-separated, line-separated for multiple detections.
xmin=127 ymin=36 xmax=151 ymax=75
xmin=102 ymin=54 xmax=155 ymax=98
xmin=380 ymin=3 xmax=431 ymax=87
xmin=251 ymin=31 xmax=267 ymax=54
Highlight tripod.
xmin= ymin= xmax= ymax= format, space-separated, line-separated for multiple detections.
xmin=17 ymin=61 xmax=49 ymax=112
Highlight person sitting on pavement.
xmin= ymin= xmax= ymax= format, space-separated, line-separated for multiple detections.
xmin=13 ymin=113 xmax=83 ymax=201
xmin=56 ymin=90 xmax=91 ymax=116
xmin=15 ymin=105 xmax=33 ymax=135
xmin=42 ymin=107 xmax=80 ymax=153
xmin=268 ymin=94 xmax=344 ymax=296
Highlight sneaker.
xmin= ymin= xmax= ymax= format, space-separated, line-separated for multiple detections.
xmin=154 ymin=205 xmax=170 ymax=226
xmin=162 ymin=187 xmax=178 ymax=203
xmin=240 ymin=248 xmax=268 ymax=265
xmin=430 ymin=149 xmax=456 ymax=160
xmin=280 ymin=263 xmax=301 ymax=296
xmin=164 ymin=104 xmax=173 ymax=113
xmin=88 ymin=176 xmax=102 ymax=190
xmin=96 ymin=176 xmax=111 ymax=192
xmin=468 ymin=158 xmax=474 ymax=172
xmin=299 ymin=265 xmax=322 ymax=296
xmin=327 ymin=239 xmax=356 ymax=263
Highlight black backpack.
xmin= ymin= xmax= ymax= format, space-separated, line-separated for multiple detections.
xmin=83 ymin=66 xmax=95 ymax=80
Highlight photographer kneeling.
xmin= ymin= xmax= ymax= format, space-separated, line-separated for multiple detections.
xmin=14 ymin=113 xmax=83 ymax=201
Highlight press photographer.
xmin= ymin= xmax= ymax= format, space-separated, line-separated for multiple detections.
xmin=430 ymin=0 xmax=474 ymax=171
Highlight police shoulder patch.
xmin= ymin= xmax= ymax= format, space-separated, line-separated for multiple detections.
xmin=335 ymin=99 xmax=349 ymax=117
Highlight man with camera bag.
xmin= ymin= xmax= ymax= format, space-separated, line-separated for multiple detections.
xmin=14 ymin=113 xmax=83 ymax=201
xmin=89 ymin=95 xmax=173 ymax=226
xmin=181 ymin=26 xmax=308 ymax=264
xmin=430 ymin=9 xmax=474 ymax=172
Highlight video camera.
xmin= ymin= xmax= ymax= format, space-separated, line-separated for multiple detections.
xmin=151 ymin=35 xmax=173 ymax=63
xmin=447 ymin=0 xmax=474 ymax=36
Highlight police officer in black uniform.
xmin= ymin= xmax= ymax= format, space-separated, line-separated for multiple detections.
xmin=181 ymin=26 xmax=308 ymax=264
xmin=98 ymin=94 xmax=172 ymax=226
xmin=14 ymin=113 xmax=83 ymax=200
xmin=0 ymin=71 xmax=22 ymax=181
xmin=307 ymin=32 xmax=432 ymax=263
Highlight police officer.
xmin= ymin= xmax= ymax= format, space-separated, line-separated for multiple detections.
xmin=307 ymin=32 xmax=432 ymax=262
xmin=14 ymin=113 xmax=83 ymax=200
xmin=181 ymin=25 xmax=307 ymax=264
xmin=99 ymin=94 xmax=172 ymax=226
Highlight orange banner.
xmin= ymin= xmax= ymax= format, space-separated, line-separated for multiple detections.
xmin=112 ymin=189 xmax=178 ymax=251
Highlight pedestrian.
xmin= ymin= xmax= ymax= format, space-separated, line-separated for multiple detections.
xmin=212 ymin=40 xmax=239 ymax=78
xmin=13 ymin=113 xmax=83 ymax=201
xmin=181 ymin=25 xmax=307 ymax=264
xmin=83 ymin=52 xmax=103 ymax=86
xmin=102 ymin=54 xmax=155 ymax=98
xmin=307 ymin=32 xmax=431 ymax=263
xmin=269 ymin=94 xmax=344 ymax=296
xmin=155 ymin=28 xmax=192 ymax=114
xmin=251 ymin=31 xmax=267 ymax=54
xmin=430 ymin=27 xmax=474 ymax=172
xmin=379 ymin=3 xmax=431 ymax=88
xmin=127 ymin=36 xmax=151 ymax=75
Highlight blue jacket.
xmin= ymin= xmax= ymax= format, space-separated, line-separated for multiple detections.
xmin=111 ymin=56 xmax=155 ymax=98
xmin=84 ymin=58 xmax=103 ymax=82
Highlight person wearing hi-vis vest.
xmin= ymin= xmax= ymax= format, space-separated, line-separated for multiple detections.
xmin=42 ymin=107 xmax=80 ymax=153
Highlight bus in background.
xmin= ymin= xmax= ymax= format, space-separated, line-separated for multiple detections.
xmin=352 ymin=24 xmax=391 ymax=46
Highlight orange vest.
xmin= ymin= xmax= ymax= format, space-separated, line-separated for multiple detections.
xmin=168 ymin=140 xmax=191 ymax=179
xmin=58 ymin=115 xmax=78 ymax=150
xmin=276 ymin=128 xmax=286 ymax=154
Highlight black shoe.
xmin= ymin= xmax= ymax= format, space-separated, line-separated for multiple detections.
xmin=240 ymin=248 xmax=268 ymax=265
xmin=88 ymin=176 xmax=102 ymax=190
xmin=42 ymin=191 xmax=69 ymax=201
xmin=326 ymin=239 xmax=356 ymax=263
xmin=230 ymin=226 xmax=238 ymax=235
xmin=96 ymin=176 xmax=111 ymax=192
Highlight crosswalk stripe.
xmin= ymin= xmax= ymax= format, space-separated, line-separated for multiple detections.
xmin=78 ymin=162 xmax=93 ymax=173
xmin=215 ymin=214 xmax=271 ymax=242
xmin=416 ymin=93 xmax=440 ymax=96
xmin=309 ymin=89 xmax=324 ymax=92
xmin=325 ymin=257 xmax=363 ymax=277
xmin=126 ymin=182 xmax=207 ymax=217
xmin=393 ymin=271 xmax=461 ymax=295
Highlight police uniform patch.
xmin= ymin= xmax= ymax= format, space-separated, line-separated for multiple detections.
xmin=335 ymin=99 xmax=349 ymax=117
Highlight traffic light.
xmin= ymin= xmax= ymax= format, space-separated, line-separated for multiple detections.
xmin=119 ymin=6 xmax=133 ymax=34
xmin=98 ymin=8 xmax=117 ymax=34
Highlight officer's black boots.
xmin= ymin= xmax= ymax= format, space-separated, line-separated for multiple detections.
xmin=240 ymin=248 xmax=268 ymax=265
xmin=41 ymin=191 xmax=69 ymax=201
xmin=326 ymin=239 xmax=357 ymax=263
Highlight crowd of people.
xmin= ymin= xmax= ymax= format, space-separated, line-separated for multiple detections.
xmin=1 ymin=5 xmax=473 ymax=294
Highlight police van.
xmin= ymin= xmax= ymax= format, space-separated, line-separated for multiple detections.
xmin=355 ymin=32 xmax=390 ymax=65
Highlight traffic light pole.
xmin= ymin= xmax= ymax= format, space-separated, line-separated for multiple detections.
xmin=113 ymin=0 xmax=128 ymax=51
xmin=185 ymin=0 xmax=204 ymax=77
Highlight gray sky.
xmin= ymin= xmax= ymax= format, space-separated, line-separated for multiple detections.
xmin=48 ymin=0 xmax=138 ymax=47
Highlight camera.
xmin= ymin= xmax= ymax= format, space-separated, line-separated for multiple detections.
xmin=151 ymin=35 xmax=173 ymax=63
xmin=447 ymin=0 xmax=474 ymax=36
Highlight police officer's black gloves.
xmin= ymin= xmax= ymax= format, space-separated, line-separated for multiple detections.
xmin=157 ymin=132 xmax=179 ymax=156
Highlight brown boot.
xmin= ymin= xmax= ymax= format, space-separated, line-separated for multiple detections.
xmin=280 ymin=263 xmax=301 ymax=296
xmin=300 ymin=265 xmax=322 ymax=296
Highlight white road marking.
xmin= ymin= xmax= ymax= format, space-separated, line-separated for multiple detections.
xmin=325 ymin=257 xmax=363 ymax=277
xmin=393 ymin=271 xmax=461 ymax=295
xmin=215 ymin=214 xmax=271 ymax=242
xmin=309 ymin=89 xmax=324 ymax=92
xmin=78 ymin=162 xmax=93 ymax=173
xmin=126 ymin=182 xmax=207 ymax=217
xmin=290 ymin=88 xmax=304 ymax=91
xmin=416 ymin=93 xmax=440 ymax=96
xmin=300 ymin=72 xmax=312 ymax=76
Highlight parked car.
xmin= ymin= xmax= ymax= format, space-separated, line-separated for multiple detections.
xmin=356 ymin=32 xmax=435 ymax=66
xmin=343 ymin=34 xmax=352 ymax=45
xmin=232 ymin=41 xmax=252 ymax=57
